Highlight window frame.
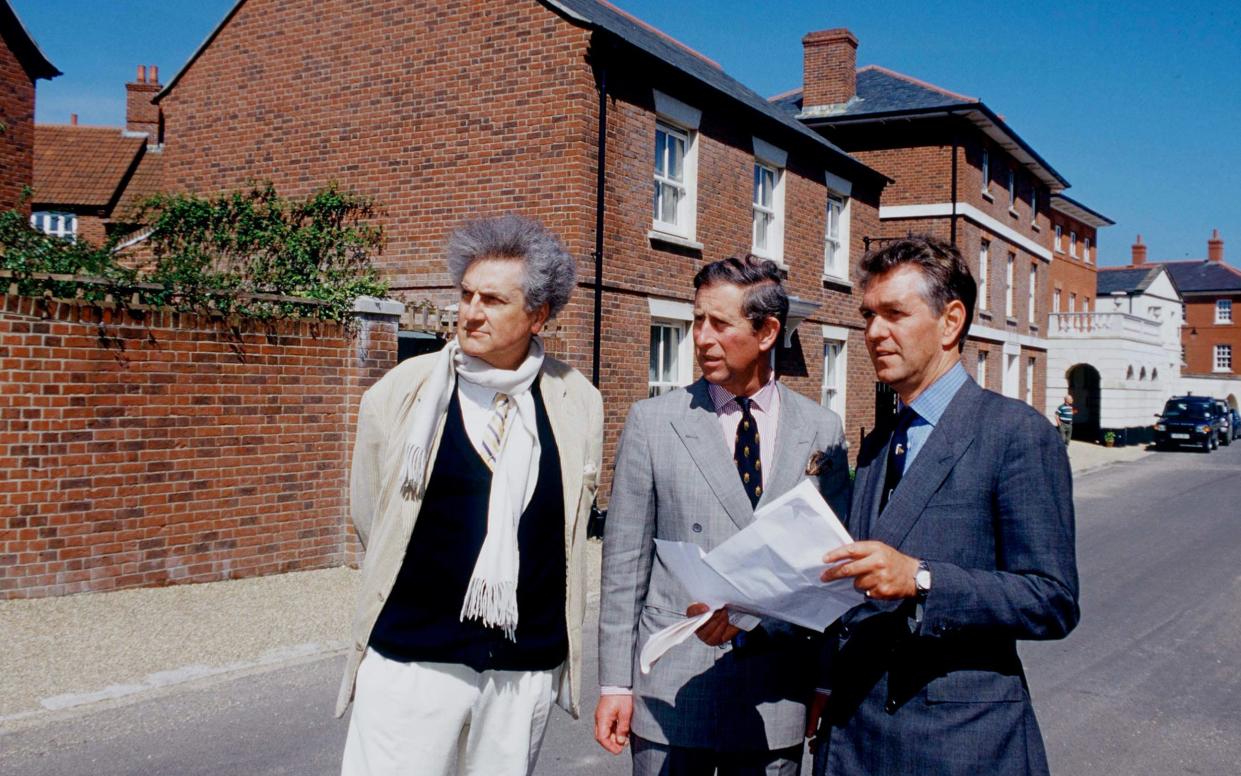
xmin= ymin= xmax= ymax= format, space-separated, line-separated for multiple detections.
xmin=978 ymin=240 xmax=990 ymax=311
xmin=1215 ymin=344 xmax=1233 ymax=373
xmin=821 ymin=326 xmax=849 ymax=420
xmin=648 ymin=316 xmax=693 ymax=397
xmin=1216 ymin=299 xmax=1233 ymax=324
xmin=1007 ymin=168 xmax=1016 ymax=208
xmin=751 ymin=160 xmax=783 ymax=261
xmin=1025 ymin=356 xmax=1036 ymax=405
xmin=1055 ymin=224 xmax=1063 ymax=253
xmin=1069 ymin=230 xmax=1078 ymax=258
xmin=653 ymin=121 xmax=693 ymax=238
xmin=1083 ymin=236 xmax=1092 ymax=264
xmin=30 ymin=211 xmax=78 ymax=241
xmin=981 ymin=148 xmax=990 ymax=195
xmin=1028 ymin=263 xmax=1038 ymax=324
xmin=1005 ymin=252 xmax=1016 ymax=318
xmin=977 ymin=350 xmax=988 ymax=389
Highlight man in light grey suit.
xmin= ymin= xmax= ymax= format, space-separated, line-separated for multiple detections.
xmin=596 ymin=256 xmax=851 ymax=775
xmin=812 ymin=237 xmax=1079 ymax=775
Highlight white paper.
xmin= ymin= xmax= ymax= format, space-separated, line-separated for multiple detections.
xmin=639 ymin=479 xmax=863 ymax=673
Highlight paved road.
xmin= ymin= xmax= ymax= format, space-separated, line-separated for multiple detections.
xmin=3 ymin=444 xmax=1238 ymax=775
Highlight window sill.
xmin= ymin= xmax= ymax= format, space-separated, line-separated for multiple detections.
xmin=1006 ymin=317 xmax=1019 ymax=327
xmin=648 ymin=230 xmax=704 ymax=252
xmin=1008 ymin=208 xmax=1020 ymax=219
xmin=1031 ymin=223 xmax=1041 ymax=233
xmin=981 ymin=189 xmax=994 ymax=202
xmin=822 ymin=274 xmax=852 ymax=291
xmin=978 ymin=309 xmax=993 ymax=320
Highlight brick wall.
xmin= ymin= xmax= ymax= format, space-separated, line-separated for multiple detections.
xmin=1049 ymin=212 xmax=1098 ymax=313
xmin=1184 ymin=292 xmax=1241 ymax=376
xmin=0 ymin=294 xmax=396 ymax=599
xmin=159 ymin=0 xmax=886 ymax=484
xmin=0 ymin=37 xmax=35 ymax=213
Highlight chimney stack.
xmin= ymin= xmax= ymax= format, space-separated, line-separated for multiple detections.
xmin=802 ymin=28 xmax=858 ymax=109
xmin=1131 ymin=234 xmax=1146 ymax=265
xmin=126 ymin=64 xmax=163 ymax=144
xmin=70 ymin=113 xmax=78 ymax=126
xmin=1208 ymin=229 xmax=1224 ymax=262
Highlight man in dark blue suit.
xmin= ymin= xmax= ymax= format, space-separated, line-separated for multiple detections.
xmin=811 ymin=237 xmax=1079 ymax=775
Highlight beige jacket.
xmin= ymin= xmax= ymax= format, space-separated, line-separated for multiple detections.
xmin=334 ymin=351 xmax=603 ymax=718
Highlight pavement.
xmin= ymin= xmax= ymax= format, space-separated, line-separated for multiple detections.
xmin=0 ymin=440 xmax=1145 ymax=731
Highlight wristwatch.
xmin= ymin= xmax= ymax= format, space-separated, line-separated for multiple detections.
xmin=914 ymin=560 xmax=932 ymax=600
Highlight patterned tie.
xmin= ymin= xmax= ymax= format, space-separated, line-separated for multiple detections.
xmin=481 ymin=392 xmax=510 ymax=470
xmin=879 ymin=406 xmax=918 ymax=515
xmin=734 ymin=396 xmax=763 ymax=508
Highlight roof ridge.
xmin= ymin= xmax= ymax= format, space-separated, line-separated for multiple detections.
xmin=768 ymin=86 xmax=803 ymax=101
xmin=858 ymin=64 xmax=977 ymax=103
xmin=596 ymin=0 xmax=721 ymax=70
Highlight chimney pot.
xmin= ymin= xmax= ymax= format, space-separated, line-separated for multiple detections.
xmin=70 ymin=113 xmax=78 ymax=126
xmin=802 ymin=28 xmax=858 ymax=108
xmin=137 ymin=65 xmax=146 ymax=84
xmin=150 ymin=64 xmax=158 ymax=84
xmin=1208 ymin=229 xmax=1224 ymax=262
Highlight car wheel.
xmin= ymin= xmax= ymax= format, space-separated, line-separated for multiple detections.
xmin=1203 ymin=436 xmax=1213 ymax=453
xmin=1224 ymin=433 xmax=1232 ymax=447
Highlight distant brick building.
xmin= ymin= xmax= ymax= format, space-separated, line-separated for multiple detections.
xmin=31 ymin=66 xmax=164 ymax=246
xmin=153 ymin=0 xmax=890 ymax=476
xmin=1122 ymin=231 xmax=1241 ymax=402
xmin=773 ymin=29 xmax=1097 ymax=417
xmin=0 ymin=0 xmax=59 ymax=213
xmin=1048 ymin=194 xmax=1113 ymax=315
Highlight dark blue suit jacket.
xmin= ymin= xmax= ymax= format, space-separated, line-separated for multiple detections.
xmin=817 ymin=378 xmax=1079 ymax=776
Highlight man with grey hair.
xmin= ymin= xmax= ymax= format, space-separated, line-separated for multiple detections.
xmin=338 ymin=214 xmax=603 ymax=776
xmin=596 ymin=255 xmax=851 ymax=774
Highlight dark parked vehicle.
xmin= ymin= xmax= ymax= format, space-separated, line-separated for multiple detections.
xmin=1154 ymin=396 xmax=1220 ymax=452
xmin=1213 ymin=400 xmax=1233 ymax=445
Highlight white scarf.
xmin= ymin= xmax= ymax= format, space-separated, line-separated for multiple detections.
xmin=401 ymin=337 xmax=545 ymax=641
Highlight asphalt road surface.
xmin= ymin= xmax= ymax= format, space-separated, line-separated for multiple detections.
xmin=3 ymin=444 xmax=1239 ymax=775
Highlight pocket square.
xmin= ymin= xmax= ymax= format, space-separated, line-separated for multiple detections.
xmin=805 ymin=450 xmax=831 ymax=476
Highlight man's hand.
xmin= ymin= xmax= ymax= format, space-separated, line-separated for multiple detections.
xmin=594 ymin=694 xmax=633 ymax=754
xmin=806 ymin=691 xmax=830 ymax=739
xmin=821 ymin=541 xmax=919 ymax=600
xmin=686 ymin=602 xmax=740 ymax=646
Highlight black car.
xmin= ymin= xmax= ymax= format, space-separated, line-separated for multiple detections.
xmin=1154 ymin=396 xmax=1219 ymax=452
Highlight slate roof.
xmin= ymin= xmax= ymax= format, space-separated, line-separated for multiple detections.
xmin=772 ymin=65 xmax=974 ymax=116
xmin=773 ymin=65 xmax=1068 ymax=190
xmin=1156 ymin=261 xmax=1241 ymax=294
xmin=0 ymin=0 xmax=60 ymax=81
xmin=156 ymin=0 xmax=884 ymax=185
xmin=1097 ymin=266 xmax=1164 ymax=296
xmin=33 ymin=125 xmax=146 ymax=209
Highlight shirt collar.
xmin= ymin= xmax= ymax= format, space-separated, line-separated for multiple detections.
xmin=903 ymin=361 xmax=969 ymax=427
xmin=708 ymin=373 xmax=778 ymax=413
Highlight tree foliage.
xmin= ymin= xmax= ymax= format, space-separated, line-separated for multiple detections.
xmin=0 ymin=183 xmax=388 ymax=324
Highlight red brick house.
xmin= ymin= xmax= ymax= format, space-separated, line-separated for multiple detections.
xmin=1127 ymin=230 xmax=1241 ymax=381
xmin=0 ymin=0 xmax=59 ymax=213
xmin=774 ymin=29 xmax=1083 ymax=415
xmin=1048 ymin=194 xmax=1113 ymax=315
xmin=152 ymin=0 xmax=890 ymax=472
xmin=31 ymin=66 xmax=164 ymax=246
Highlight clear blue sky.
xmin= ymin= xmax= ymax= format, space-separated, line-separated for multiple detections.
xmin=14 ymin=0 xmax=1241 ymax=266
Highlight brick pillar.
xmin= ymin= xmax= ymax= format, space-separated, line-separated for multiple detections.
xmin=1208 ymin=229 xmax=1224 ymax=262
xmin=341 ymin=296 xmax=402 ymax=567
xmin=803 ymin=29 xmax=858 ymax=108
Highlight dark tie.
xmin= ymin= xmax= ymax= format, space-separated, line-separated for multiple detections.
xmin=734 ymin=396 xmax=763 ymax=508
xmin=879 ymin=407 xmax=917 ymax=515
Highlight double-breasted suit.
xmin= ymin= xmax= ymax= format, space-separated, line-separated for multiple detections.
xmin=599 ymin=378 xmax=851 ymax=753
xmin=816 ymin=376 xmax=1079 ymax=776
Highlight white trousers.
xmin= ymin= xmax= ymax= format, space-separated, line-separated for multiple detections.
xmin=341 ymin=648 xmax=558 ymax=776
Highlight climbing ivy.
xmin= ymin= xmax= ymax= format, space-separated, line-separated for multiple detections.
xmin=0 ymin=182 xmax=388 ymax=324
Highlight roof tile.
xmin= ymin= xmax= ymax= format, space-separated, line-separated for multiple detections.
xmin=33 ymin=125 xmax=145 ymax=209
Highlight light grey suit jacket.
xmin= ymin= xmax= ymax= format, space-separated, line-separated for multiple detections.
xmin=599 ymin=378 xmax=850 ymax=752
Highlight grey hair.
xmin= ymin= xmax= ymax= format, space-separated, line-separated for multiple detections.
xmin=444 ymin=215 xmax=577 ymax=317
xmin=692 ymin=254 xmax=789 ymax=333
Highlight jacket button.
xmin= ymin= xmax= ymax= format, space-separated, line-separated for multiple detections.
xmin=692 ymin=523 xmax=703 ymax=533
xmin=885 ymin=700 xmax=897 ymax=713
xmin=839 ymin=624 xmax=850 ymax=638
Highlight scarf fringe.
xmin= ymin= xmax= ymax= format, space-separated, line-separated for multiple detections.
xmin=460 ymin=577 xmax=519 ymax=641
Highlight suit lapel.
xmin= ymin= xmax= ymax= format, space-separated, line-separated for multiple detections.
xmin=850 ymin=428 xmax=888 ymax=540
xmin=670 ymin=380 xmax=755 ymax=532
xmin=871 ymin=381 xmax=980 ymax=550
xmin=758 ymin=383 xmax=814 ymax=509
xmin=539 ymin=369 xmax=582 ymax=552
